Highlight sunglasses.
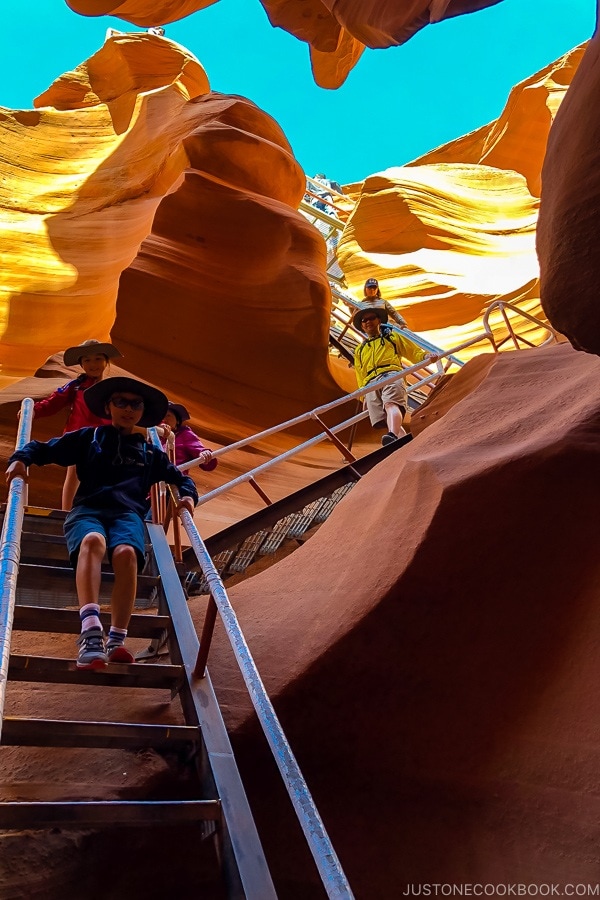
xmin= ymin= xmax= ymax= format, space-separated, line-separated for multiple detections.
xmin=361 ymin=316 xmax=378 ymax=323
xmin=110 ymin=397 xmax=144 ymax=411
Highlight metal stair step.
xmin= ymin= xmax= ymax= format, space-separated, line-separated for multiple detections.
xmin=8 ymin=655 xmax=184 ymax=689
xmin=15 ymin=564 xmax=160 ymax=608
xmin=1 ymin=717 xmax=199 ymax=750
xmin=0 ymin=799 xmax=221 ymax=829
xmin=13 ymin=605 xmax=170 ymax=637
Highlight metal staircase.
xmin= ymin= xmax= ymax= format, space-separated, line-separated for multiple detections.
xmin=184 ymin=433 xmax=413 ymax=596
xmin=0 ymin=504 xmax=276 ymax=898
xmin=0 ymin=401 xmax=355 ymax=899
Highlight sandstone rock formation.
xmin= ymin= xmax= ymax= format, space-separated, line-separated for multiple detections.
xmin=0 ymin=32 xmax=345 ymax=441
xmin=204 ymin=341 xmax=600 ymax=894
xmin=66 ymin=0 xmax=504 ymax=88
xmin=339 ymin=45 xmax=586 ymax=360
xmin=0 ymin=16 xmax=598 ymax=899
xmin=537 ymin=10 xmax=600 ymax=356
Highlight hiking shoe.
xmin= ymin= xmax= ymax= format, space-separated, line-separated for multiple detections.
xmin=76 ymin=627 xmax=107 ymax=670
xmin=106 ymin=640 xmax=135 ymax=664
xmin=381 ymin=432 xmax=398 ymax=446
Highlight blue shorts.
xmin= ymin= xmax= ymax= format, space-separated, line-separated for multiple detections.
xmin=64 ymin=506 xmax=146 ymax=572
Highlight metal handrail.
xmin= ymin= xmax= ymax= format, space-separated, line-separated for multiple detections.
xmin=0 ymin=399 xmax=34 ymax=740
xmin=177 ymin=300 xmax=559 ymax=513
xmin=178 ymin=352 xmax=440 ymax=477
xmin=174 ymin=497 xmax=355 ymax=899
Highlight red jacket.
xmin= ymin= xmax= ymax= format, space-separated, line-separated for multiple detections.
xmin=162 ymin=424 xmax=217 ymax=471
xmin=33 ymin=375 xmax=111 ymax=432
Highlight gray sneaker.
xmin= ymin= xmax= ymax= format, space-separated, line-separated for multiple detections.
xmin=76 ymin=627 xmax=107 ymax=670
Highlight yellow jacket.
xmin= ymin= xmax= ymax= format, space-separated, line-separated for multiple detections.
xmin=354 ymin=330 xmax=429 ymax=388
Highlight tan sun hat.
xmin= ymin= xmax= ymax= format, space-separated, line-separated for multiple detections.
xmin=63 ymin=339 xmax=122 ymax=368
xmin=353 ymin=302 xmax=388 ymax=332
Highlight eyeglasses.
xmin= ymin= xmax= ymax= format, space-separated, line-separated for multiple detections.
xmin=361 ymin=316 xmax=378 ymax=324
xmin=110 ymin=397 xmax=144 ymax=411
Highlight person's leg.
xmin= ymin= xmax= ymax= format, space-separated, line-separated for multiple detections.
xmin=74 ymin=531 xmax=108 ymax=669
xmin=381 ymin=382 xmax=408 ymax=443
xmin=61 ymin=464 xmax=79 ymax=511
xmin=75 ymin=532 xmax=106 ymax=609
xmin=64 ymin=507 xmax=109 ymax=669
xmin=105 ymin=544 xmax=138 ymax=663
xmin=105 ymin=511 xmax=146 ymax=663
xmin=384 ymin=402 xmax=406 ymax=438
xmin=109 ymin=544 xmax=138 ymax=630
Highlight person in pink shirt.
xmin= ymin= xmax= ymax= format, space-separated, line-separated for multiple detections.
xmin=32 ymin=339 xmax=122 ymax=509
xmin=160 ymin=403 xmax=217 ymax=472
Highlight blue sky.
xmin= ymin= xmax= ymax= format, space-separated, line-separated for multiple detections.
xmin=2 ymin=0 xmax=596 ymax=184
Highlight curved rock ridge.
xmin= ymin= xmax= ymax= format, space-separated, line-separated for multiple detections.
xmin=538 ymin=28 xmax=600 ymax=355
xmin=66 ymin=0 xmax=216 ymax=27
xmin=339 ymin=46 xmax=585 ymax=358
xmin=205 ymin=340 xmax=600 ymax=894
xmin=0 ymin=33 xmax=209 ymax=375
xmin=0 ymin=33 xmax=343 ymax=434
xmin=66 ymin=0 xmax=503 ymax=88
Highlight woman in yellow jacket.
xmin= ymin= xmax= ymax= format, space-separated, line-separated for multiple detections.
xmin=353 ymin=305 xmax=437 ymax=445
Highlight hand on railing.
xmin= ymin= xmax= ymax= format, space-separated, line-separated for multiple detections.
xmin=5 ymin=460 xmax=28 ymax=487
xmin=176 ymin=495 xmax=195 ymax=516
xmin=155 ymin=423 xmax=172 ymax=440
xmin=197 ymin=450 xmax=213 ymax=467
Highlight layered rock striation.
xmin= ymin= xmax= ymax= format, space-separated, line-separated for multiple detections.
xmin=340 ymin=46 xmax=585 ymax=359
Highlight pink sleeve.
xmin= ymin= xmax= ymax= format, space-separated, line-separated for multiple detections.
xmin=176 ymin=427 xmax=218 ymax=471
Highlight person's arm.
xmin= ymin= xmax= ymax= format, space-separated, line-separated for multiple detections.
xmin=395 ymin=333 xmax=438 ymax=366
xmin=33 ymin=379 xmax=79 ymax=419
xmin=178 ymin=428 xmax=217 ymax=471
xmin=6 ymin=430 xmax=86 ymax=478
xmin=151 ymin=449 xmax=199 ymax=509
xmin=385 ymin=301 xmax=408 ymax=329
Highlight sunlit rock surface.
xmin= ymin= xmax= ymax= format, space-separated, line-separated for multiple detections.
xmin=0 ymin=32 xmax=209 ymax=375
xmin=205 ymin=341 xmax=600 ymax=894
xmin=538 ymin=22 xmax=600 ymax=355
xmin=339 ymin=46 xmax=585 ymax=359
xmin=0 ymin=32 xmax=344 ymax=441
xmin=66 ymin=0 xmax=504 ymax=88
xmin=1 ymin=22 xmax=599 ymax=899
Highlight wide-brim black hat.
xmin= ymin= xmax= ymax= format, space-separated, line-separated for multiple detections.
xmin=63 ymin=339 xmax=122 ymax=367
xmin=167 ymin=402 xmax=191 ymax=425
xmin=84 ymin=376 xmax=168 ymax=428
xmin=353 ymin=303 xmax=388 ymax=332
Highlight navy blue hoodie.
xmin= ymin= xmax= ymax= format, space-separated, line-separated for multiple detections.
xmin=9 ymin=425 xmax=198 ymax=517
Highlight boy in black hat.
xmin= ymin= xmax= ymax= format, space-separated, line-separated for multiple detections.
xmin=6 ymin=377 xmax=198 ymax=669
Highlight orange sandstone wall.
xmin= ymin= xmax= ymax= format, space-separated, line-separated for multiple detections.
xmin=537 ymin=12 xmax=600 ymax=355
xmin=66 ymin=0 xmax=504 ymax=87
xmin=339 ymin=46 xmax=586 ymax=358
xmin=204 ymin=341 xmax=600 ymax=895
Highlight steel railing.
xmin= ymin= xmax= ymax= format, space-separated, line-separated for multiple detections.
xmin=177 ymin=300 xmax=559 ymax=511
xmin=0 ymin=399 xmax=34 ymax=740
xmin=146 ymin=426 xmax=355 ymax=898
xmin=152 ymin=474 xmax=355 ymax=899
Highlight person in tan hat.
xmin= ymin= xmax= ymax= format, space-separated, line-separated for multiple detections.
xmin=32 ymin=339 xmax=122 ymax=510
xmin=353 ymin=304 xmax=438 ymax=445
xmin=6 ymin=376 xmax=198 ymax=670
